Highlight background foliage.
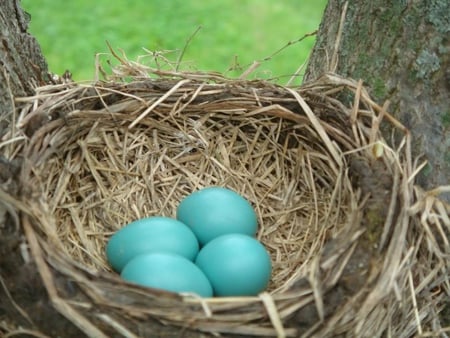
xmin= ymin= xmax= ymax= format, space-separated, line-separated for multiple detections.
xmin=22 ymin=0 xmax=326 ymax=83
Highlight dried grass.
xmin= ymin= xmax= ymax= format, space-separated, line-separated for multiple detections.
xmin=1 ymin=53 xmax=449 ymax=337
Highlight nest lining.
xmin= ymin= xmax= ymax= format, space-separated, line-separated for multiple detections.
xmin=1 ymin=70 xmax=449 ymax=337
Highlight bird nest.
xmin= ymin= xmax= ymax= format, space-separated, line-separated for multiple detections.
xmin=1 ymin=62 xmax=449 ymax=337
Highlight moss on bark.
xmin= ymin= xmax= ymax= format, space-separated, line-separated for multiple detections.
xmin=306 ymin=0 xmax=450 ymax=200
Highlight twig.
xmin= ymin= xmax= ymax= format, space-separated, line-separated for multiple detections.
xmin=330 ymin=1 xmax=348 ymax=72
xmin=176 ymin=26 xmax=202 ymax=72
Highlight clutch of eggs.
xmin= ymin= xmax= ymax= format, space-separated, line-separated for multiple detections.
xmin=105 ymin=187 xmax=272 ymax=297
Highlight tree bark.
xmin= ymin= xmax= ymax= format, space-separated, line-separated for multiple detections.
xmin=305 ymin=0 xmax=450 ymax=201
xmin=0 ymin=0 xmax=49 ymax=137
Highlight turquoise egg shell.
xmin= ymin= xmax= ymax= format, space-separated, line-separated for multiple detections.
xmin=106 ymin=216 xmax=199 ymax=272
xmin=195 ymin=234 xmax=272 ymax=297
xmin=121 ymin=252 xmax=213 ymax=297
xmin=176 ymin=187 xmax=258 ymax=246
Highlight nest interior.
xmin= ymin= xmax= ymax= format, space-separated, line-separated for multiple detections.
xmin=2 ymin=70 xmax=449 ymax=337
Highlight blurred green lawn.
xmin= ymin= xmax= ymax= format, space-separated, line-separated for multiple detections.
xmin=22 ymin=1 xmax=327 ymax=84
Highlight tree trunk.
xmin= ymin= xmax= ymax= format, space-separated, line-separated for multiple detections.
xmin=305 ymin=0 xmax=449 ymax=201
xmin=0 ymin=0 xmax=48 ymax=135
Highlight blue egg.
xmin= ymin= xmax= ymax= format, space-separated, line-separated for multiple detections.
xmin=195 ymin=234 xmax=272 ymax=296
xmin=121 ymin=252 xmax=213 ymax=297
xmin=177 ymin=187 xmax=258 ymax=245
xmin=106 ymin=217 xmax=199 ymax=272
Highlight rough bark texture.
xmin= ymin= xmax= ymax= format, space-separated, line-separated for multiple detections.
xmin=305 ymin=0 xmax=450 ymax=201
xmin=0 ymin=0 xmax=49 ymax=137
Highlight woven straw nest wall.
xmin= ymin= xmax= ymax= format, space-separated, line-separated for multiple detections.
xmin=1 ymin=64 xmax=449 ymax=337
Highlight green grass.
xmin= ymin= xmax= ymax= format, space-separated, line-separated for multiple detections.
xmin=22 ymin=1 xmax=327 ymax=84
